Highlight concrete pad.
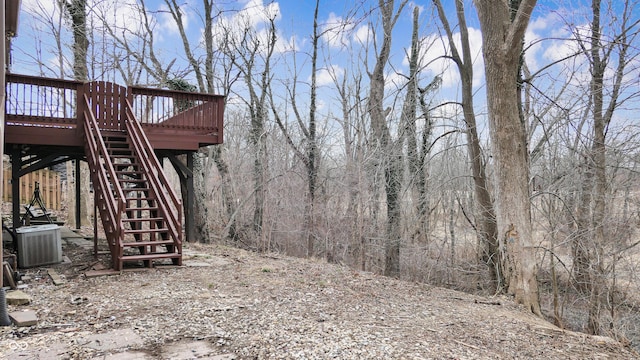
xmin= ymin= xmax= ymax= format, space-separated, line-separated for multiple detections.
xmin=79 ymin=328 xmax=144 ymax=352
xmin=6 ymin=289 xmax=31 ymax=305
xmin=59 ymin=227 xmax=86 ymax=239
xmin=159 ymin=341 xmax=236 ymax=360
xmin=65 ymin=238 xmax=94 ymax=249
xmin=9 ymin=310 xmax=38 ymax=326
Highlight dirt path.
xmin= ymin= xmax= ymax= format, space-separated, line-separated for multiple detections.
xmin=1 ymin=237 xmax=637 ymax=359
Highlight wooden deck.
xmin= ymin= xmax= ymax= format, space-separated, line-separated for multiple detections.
xmin=4 ymin=73 xmax=225 ymax=245
xmin=4 ymin=73 xmax=224 ymax=151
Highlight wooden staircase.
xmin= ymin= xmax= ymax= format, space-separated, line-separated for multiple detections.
xmin=81 ymin=82 xmax=183 ymax=270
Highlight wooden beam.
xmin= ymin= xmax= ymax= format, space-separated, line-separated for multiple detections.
xmin=10 ymin=146 xmax=21 ymax=229
xmin=164 ymin=152 xmax=194 ymax=242
xmin=75 ymin=159 xmax=81 ymax=230
xmin=186 ymin=152 xmax=194 ymax=243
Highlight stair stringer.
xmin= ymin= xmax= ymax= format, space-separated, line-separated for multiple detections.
xmin=81 ymin=92 xmax=126 ymax=270
xmin=82 ymin=81 xmax=183 ymax=270
xmin=122 ymin=100 xmax=183 ymax=266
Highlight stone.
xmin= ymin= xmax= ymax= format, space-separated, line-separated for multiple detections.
xmin=9 ymin=310 xmax=38 ymax=326
xmin=48 ymin=269 xmax=66 ymax=285
xmin=6 ymin=290 xmax=31 ymax=305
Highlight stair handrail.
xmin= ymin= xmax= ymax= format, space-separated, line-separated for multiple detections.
xmin=123 ymin=100 xmax=183 ymax=245
xmin=82 ymin=93 xmax=126 ymax=250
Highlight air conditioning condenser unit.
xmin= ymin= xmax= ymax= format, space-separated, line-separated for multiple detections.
xmin=16 ymin=224 xmax=63 ymax=268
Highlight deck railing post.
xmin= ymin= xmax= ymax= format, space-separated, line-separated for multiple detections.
xmin=76 ymin=83 xmax=86 ymax=136
xmin=217 ymin=97 xmax=225 ymax=143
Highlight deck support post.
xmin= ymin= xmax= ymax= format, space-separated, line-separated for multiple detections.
xmin=164 ymin=152 xmax=194 ymax=242
xmin=10 ymin=146 xmax=21 ymax=230
xmin=93 ymin=192 xmax=98 ymax=258
xmin=75 ymin=159 xmax=81 ymax=230
xmin=186 ymin=152 xmax=195 ymax=243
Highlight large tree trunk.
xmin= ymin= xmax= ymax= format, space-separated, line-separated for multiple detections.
xmin=585 ymin=0 xmax=608 ymax=335
xmin=209 ymin=146 xmax=237 ymax=240
xmin=474 ymin=0 xmax=541 ymax=315
xmin=403 ymin=7 xmax=433 ymax=243
xmin=367 ymin=0 xmax=408 ymax=278
xmin=434 ymin=0 xmax=499 ymax=290
xmin=65 ymin=0 xmax=92 ymax=227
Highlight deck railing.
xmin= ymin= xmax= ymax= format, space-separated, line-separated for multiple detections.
xmin=5 ymin=73 xmax=83 ymax=127
xmin=128 ymin=85 xmax=224 ymax=134
xmin=5 ymin=74 xmax=224 ymax=135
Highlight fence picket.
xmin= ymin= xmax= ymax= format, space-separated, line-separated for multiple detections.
xmin=3 ymin=168 xmax=61 ymax=210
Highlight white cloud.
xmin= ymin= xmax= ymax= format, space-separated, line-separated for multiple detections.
xmin=523 ymin=13 xmax=555 ymax=71
xmin=22 ymin=0 xmax=59 ymax=19
xmin=211 ymin=0 xmax=288 ymax=55
xmin=321 ymin=12 xmax=355 ymax=48
xmin=21 ymin=0 xmax=147 ymax=43
xmin=315 ymin=65 xmax=345 ymax=86
xmin=416 ymin=27 xmax=484 ymax=89
xmin=353 ymin=24 xmax=373 ymax=46
xmin=239 ymin=0 xmax=281 ymax=28
xmin=95 ymin=1 xmax=140 ymax=28
xmin=409 ymin=2 xmax=425 ymax=16
xmin=157 ymin=3 xmax=188 ymax=36
xmin=385 ymin=70 xmax=407 ymax=93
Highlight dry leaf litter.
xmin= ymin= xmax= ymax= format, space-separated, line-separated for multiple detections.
xmin=0 ymin=236 xmax=637 ymax=359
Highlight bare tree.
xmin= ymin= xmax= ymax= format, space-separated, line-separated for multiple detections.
xmin=575 ymin=0 xmax=637 ymax=335
xmin=402 ymin=7 xmax=435 ymax=244
xmin=433 ymin=0 xmax=499 ymax=290
xmin=366 ymin=0 xmax=408 ymax=278
xmin=61 ymin=0 xmax=93 ymax=228
xmin=474 ymin=0 xmax=541 ymax=314
xmin=161 ymin=0 xmax=241 ymax=242
xmin=220 ymin=10 xmax=278 ymax=246
xmin=269 ymin=0 xmax=321 ymax=257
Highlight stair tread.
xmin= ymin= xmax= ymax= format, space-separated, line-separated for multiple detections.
xmin=122 ymin=240 xmax=175 ymax=247
xmin=104 ymin=140 xmax=129 ymax=144
xmin=120 ymin=253 xmax=181 ymax=261
xmin=126 ymin=207 xmax=159 ymax=211
xmin=124 ymin=228 xmax=169 ymax=234
xmin=123 ymin=217 xmax=164 ymax=222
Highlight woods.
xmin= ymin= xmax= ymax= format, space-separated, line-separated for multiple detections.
xmin=12 ymin=0 xmax=640 ymax=348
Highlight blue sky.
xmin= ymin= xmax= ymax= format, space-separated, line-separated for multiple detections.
xmin=12 ymin=0 xmax=640 ymax=142
xmin=12 ymin=0 xmax=622 ymax=87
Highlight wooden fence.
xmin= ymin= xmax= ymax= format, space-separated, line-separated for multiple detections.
xmin=2 ymin=168 xmax=62 ymax=210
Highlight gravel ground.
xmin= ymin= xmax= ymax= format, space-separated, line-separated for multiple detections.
xmin=1 ymin=240 xmax=638 ymax=359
